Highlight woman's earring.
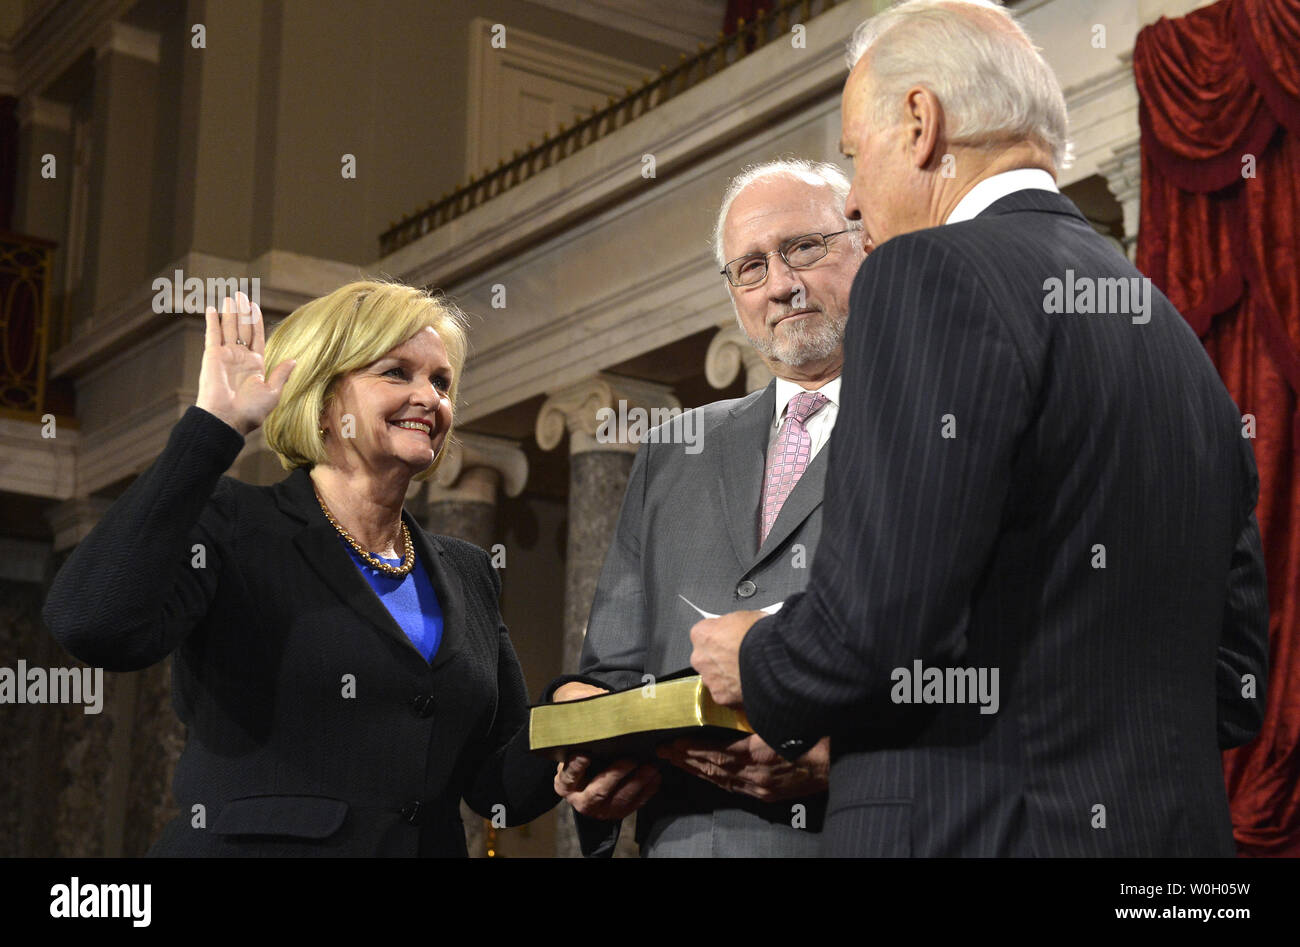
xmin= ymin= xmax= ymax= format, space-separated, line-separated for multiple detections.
xmin=318 ymin=426 xmax=326 ymax=439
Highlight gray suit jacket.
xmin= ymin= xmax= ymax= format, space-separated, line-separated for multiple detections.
xmin=570 ymin=379 xmax=830 ymax=855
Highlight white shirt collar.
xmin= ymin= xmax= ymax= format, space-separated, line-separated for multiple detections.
xmin=944 ymin=168 xmax=1059 ymax=225
xmin=774 ymin=376 xmax=841 ymax=427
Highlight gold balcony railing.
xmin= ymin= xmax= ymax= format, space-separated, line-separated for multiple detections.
xmin=379 ymin=0 xmax=850 ymax=256
xmin=0 ymin=230 xmax=56 ymax=421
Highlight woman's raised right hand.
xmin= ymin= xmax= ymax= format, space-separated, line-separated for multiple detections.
xmin=196 ymin=292 xmax=296 ymax=437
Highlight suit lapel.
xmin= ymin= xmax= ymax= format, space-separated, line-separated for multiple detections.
xmin=276 ymin=467 xmax=456 ymax=668
xmin=406 ymin=520 xmax=464 ymax=672
xmin=711 ymin=382 xmax=775 ymax=568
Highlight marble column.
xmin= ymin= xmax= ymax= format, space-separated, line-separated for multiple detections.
xmin=0 ymin=537 xmax=56 ymax=857
xmin=537 ymin=373 xmax=679 ymax=857
xmin=40 ymin=495 xmax=188 ymax=857
xmin=423 ymin=432 xmax=528 ymax=551
xmin=705 ymin=321 xmax=773 ymax=394
xmin=30 ymin=497 xmax=123 ymax=856
xmin=1099 ymin=138 xmax=1142 ymax=262
xmin=416 ymin=432 xmax=528 ymax=857
xmin=84 ymin=483 xmax=187 ymax=859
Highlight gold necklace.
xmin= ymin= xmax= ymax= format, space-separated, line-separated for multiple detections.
xmin=315 ymin=490 xmax=415 ymax=578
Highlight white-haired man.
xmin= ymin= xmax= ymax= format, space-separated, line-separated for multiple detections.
xmin=550 ymin=159 xmax=864 ymax=856
xmin=691 ymin=0 xmax=1268 ymax=856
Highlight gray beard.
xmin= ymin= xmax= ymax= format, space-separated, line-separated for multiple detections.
xmin=741 ymin=307 xmax=847 ymax=368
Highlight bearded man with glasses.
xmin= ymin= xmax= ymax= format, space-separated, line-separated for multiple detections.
xmin=548 ymin=158 xmax=866 ymax=857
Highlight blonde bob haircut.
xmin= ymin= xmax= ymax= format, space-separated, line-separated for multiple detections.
xmin=262 ymin=279 xmax=469 ymax=481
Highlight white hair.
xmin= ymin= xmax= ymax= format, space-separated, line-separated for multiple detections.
xmin=845 ymin=0 xmax=1073 ymax=171
xmin=711 ymin=158 xmax=859 ymax=268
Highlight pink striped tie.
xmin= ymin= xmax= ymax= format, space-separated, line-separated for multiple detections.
xmin=760 ymin=391 xmax=829 ymax=544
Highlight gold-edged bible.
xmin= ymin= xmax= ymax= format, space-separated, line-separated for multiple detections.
xmin=530 ymin=674 xmax=753 ymax=760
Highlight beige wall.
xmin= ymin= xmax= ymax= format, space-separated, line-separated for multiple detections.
xmin=233 ymin=0 xmax=677 ymax=265
xmin=0 ymin=4 xmax=24 ymax=38
xmin=15 ymin=0 xmax=679 ymax=332
xmin=84 ymin=49 xmax=158 ymax=311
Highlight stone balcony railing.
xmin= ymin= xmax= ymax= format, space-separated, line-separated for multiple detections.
xmin=379 ymin=0 xmax=858 ymax=257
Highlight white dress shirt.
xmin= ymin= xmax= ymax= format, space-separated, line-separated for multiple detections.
xmin=768 ymin=376 xmax=841 ymax=459
xmin=944 ymin=168 xmax=1059 ymax=225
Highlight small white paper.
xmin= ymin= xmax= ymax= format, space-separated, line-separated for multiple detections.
xmin=679 ymin=594 xmax=783 ymax=619
xmin=678 ymin=594 xmax=717 ymax=619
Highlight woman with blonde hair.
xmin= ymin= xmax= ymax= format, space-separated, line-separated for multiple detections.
xmin=44 ymin=281 xmax=558 ymax=856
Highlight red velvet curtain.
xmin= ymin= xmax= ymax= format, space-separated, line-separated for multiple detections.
xmin=1135 ymin=0 xmax=1300 ymax=857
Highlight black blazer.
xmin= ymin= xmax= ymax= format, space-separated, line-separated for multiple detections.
xmin=738 ymin=189 xmax=1270 ymax=856
xmin=43 ymin=406 xmax=557 ymax=856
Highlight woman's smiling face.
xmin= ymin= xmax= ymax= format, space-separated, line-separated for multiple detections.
xmin=321 ymin=326 xmax=454 ymax=476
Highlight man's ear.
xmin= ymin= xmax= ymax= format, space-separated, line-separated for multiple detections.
xmin=905 ymin=85 xmax=943 ymax=170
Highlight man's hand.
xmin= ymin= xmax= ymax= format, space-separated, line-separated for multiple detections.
xmin=689 ymin=609 xmax=765 ymax=707
xmin=554 ymin=756 xmax=662 ymax=820
xmin=551 ymin=682 xmax=661 ymax=819
xmin=552 ymin=682 xmax=608 ymax=703
xmin=657 ymin=734 xmax=829 ymax=802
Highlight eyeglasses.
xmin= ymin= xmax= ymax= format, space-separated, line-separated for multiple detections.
xmin=720 ymin=230 xmax=856 ymax=287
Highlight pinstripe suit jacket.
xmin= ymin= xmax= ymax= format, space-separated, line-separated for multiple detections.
xmin=571 ymin=380 xmax=830 ymax=854
xmin=738 ymin=189 xmax=1270 ymax=857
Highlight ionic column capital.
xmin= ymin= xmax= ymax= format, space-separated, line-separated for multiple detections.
xmin=536 ymin=373 xmax=679 ymax=455
xmin=429 ymin=431 xmax=529 ymax=504
xmin=705 ymin=322 xmax=773 ymax=394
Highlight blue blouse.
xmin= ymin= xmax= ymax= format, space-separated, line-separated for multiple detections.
xmin=339 ymin=536 xmax=444 ymax=661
